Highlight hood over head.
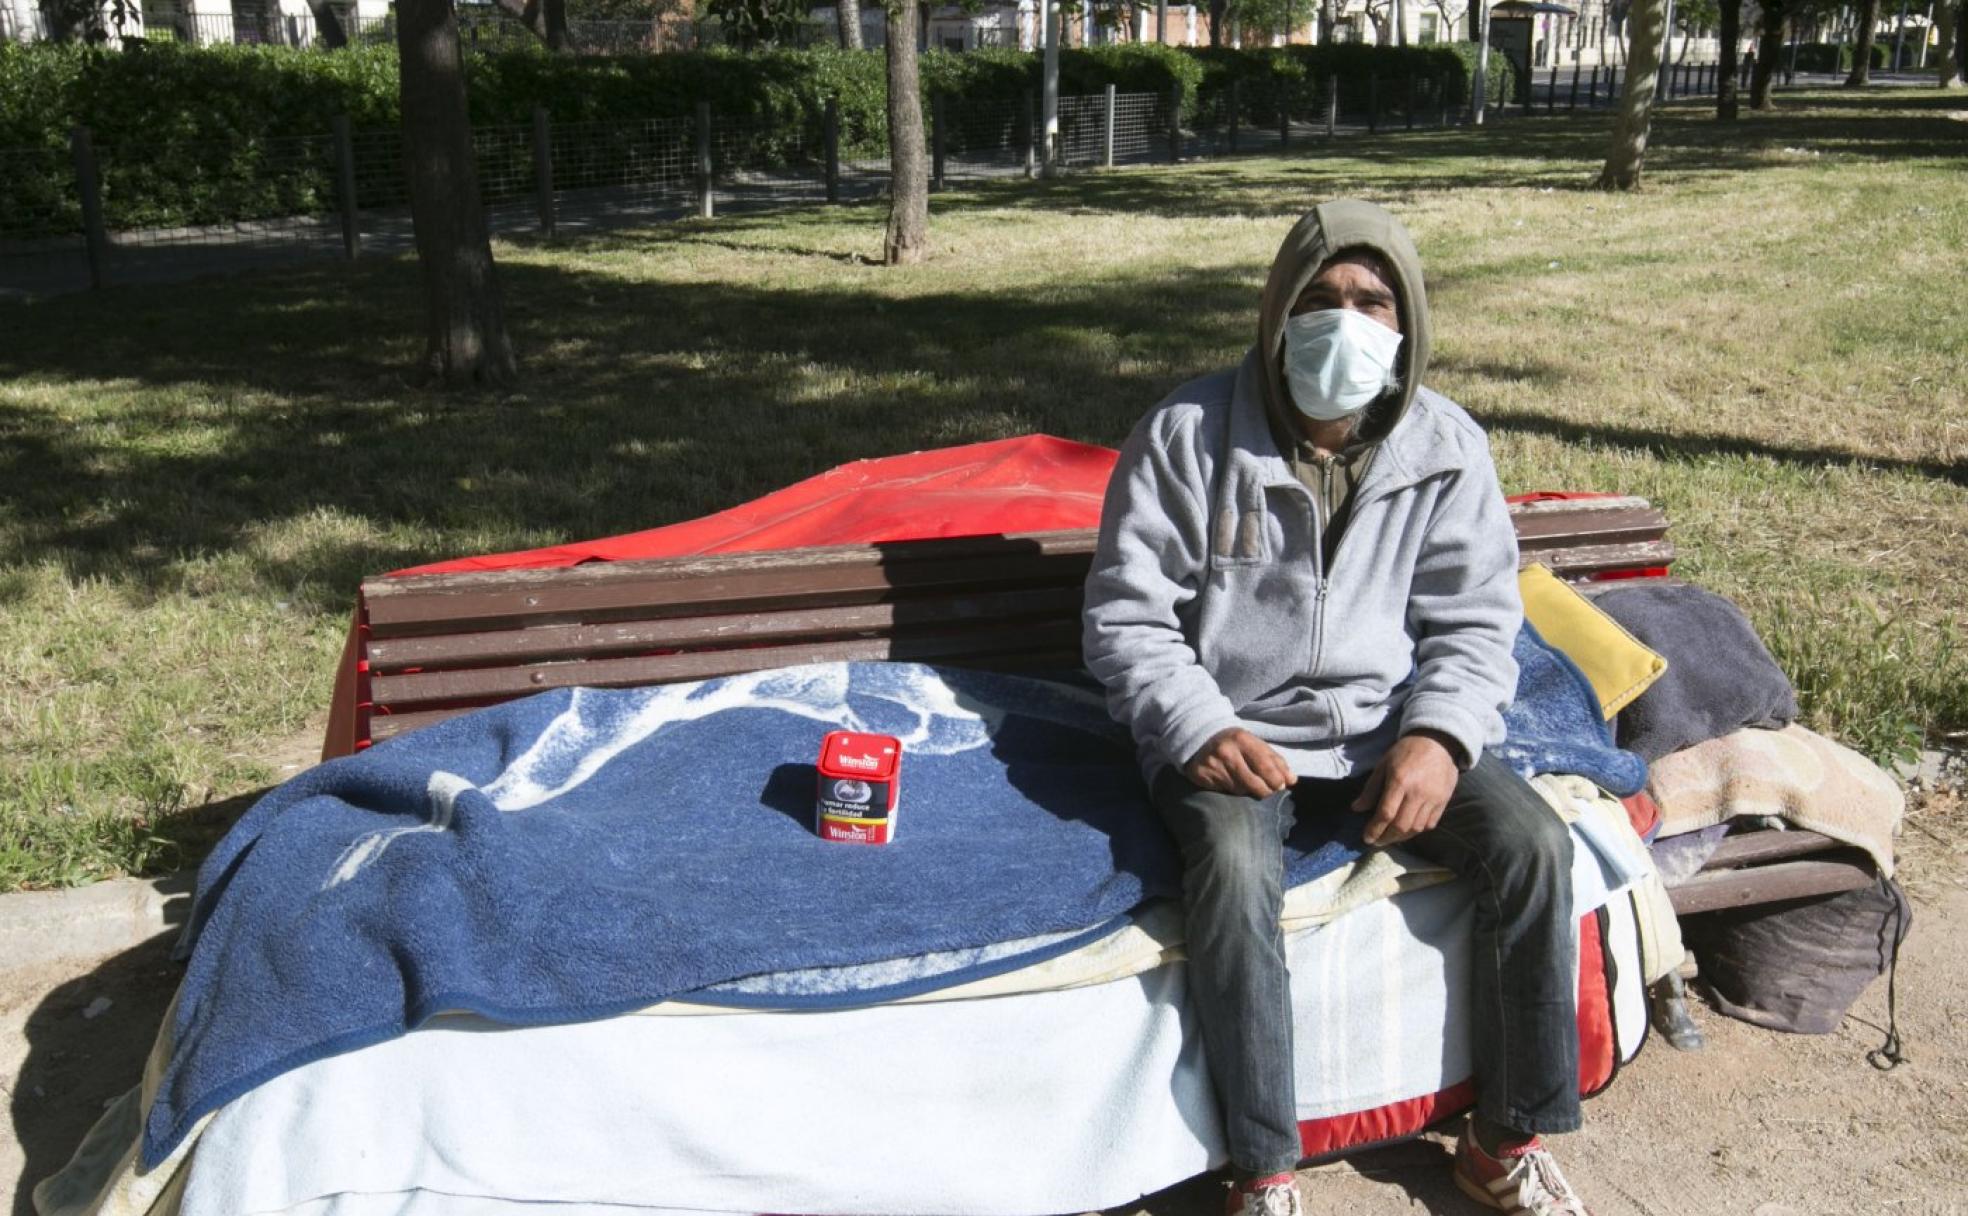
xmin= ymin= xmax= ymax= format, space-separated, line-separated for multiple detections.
xmin=1257 ymin=200 xmax=1431 ymax=447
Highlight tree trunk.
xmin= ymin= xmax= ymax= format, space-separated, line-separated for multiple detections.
xmin=491 ymin=0 xmax=570 ymax=51
xmin=309 ymin=1 xmax=350 ymax=47
xmin=1597 ymin=0 xmax=1667 ymax=189
xmin=1751 ymin=8 xmax=1785 ymax=106
xmin=1942 ymin=0 xmax=1961 ymax=84
xmin=1210 ymin=0 xmax=1227 ymax=45
xmin=1717 ymin=0 xmax=1741 ymax=118
xmin=1846 ymin=0 xmax=1881 ymax=82
xmin=396 ymin=0 xmax=518 ymax=387
xmin=838 ymin=0 xmax=863 ymax=49
xmin=1945 ymin=0 xmax=1966 ymax=84
xmin=884 ymin=0 xmax=929 ymax=265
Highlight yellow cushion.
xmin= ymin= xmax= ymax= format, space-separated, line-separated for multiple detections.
xmin=1518 ymin=564 xmax=1668 ymax=718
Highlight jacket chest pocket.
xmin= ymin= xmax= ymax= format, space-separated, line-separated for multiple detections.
xmin=1208 ymin=487 xmax=1314 ymax=571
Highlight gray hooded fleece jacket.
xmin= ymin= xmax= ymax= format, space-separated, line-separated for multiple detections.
xmin=1082 ymin=201 xmax=1522 ymax=780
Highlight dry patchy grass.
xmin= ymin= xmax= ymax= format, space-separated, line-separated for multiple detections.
xmin=1 ymin=89 xmax=1963 ymax=889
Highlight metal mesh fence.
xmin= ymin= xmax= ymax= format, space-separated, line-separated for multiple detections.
xmin=941 ymin=96 xmax=1028 ymax=181
xmin=92 ymin=132 xmax=340 ymax=247
xmin=1111 ymin=92 xmax=1166 ymax=165
xmin=349 ymin=129 xmax=409 ymax=211
xmin=0 ymin=145 xmax=81 ymax=246
xmin=552 ymin=116 xmax=695 ymax=210
xmin=0 ymin=81 xmax=1662 ymax=299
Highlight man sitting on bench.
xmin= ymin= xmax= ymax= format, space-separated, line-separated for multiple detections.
xmin=1083 ymin=200 xmax=1594 ymax=1216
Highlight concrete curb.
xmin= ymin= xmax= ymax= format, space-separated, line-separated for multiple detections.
xmin=0 ymin=873 xmax=194 ymax=973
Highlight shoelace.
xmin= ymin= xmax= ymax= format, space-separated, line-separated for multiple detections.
xmin=1249 ymin=1185 xmax=1301 ymax=1216
xmin=1504 ymin=1148 xmax=1590 ymax=1216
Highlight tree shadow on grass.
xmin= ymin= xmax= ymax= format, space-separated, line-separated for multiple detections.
xmin=1477 ymin=406 xmax=1968 ymax=487
xmin=931 ymin=91 xmax=1967 ymax=218
xmin=5 ymin=210 xmax=1961 ymax=631
xmin=0 ymin=251 xmax=1254 ymax=607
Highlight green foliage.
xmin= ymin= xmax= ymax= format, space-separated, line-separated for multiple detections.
xmin=566 ymin=0 xmax=679 ymax=17
xmin=700 ymin=0 xmax=812 ymax=49
xmin=1790 ymin=40 xmax=1891 ymax=72
xmin=1186 ymin=41 xmax=1513 ymax=119
xmin=0 ymin=38 xmax=1489 ymax=230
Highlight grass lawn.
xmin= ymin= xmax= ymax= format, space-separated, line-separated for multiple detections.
xmin=2 ymin=89 xmax=1964 ymax=891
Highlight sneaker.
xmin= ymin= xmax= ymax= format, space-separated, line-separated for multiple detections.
xmin=1224 ymin=1172 xmax=1303 ymax=1216
xmin=1453 ymin=1123 xmax=1593 ymax=1216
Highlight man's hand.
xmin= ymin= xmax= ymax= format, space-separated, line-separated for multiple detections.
xmin=1184 ymin=728 xmax=1294 ymax=799
xmin=1351 ymin=731 xmax=1460 ymax=847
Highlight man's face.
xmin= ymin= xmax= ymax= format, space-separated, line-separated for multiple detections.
xmin=1290 ymin=250 xmax=1401 ymax=335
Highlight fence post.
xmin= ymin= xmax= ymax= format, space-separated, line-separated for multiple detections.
xmin=69 ymin=125 xmax=110 ymax=290
xmin=931 ymin=92 xmax=946 ymax=192
xmin=695 ymin=101 xmax=713 ymax=220
xmin=332 ymin=114 xmax=360 ymax=260
xmin=1023 ymin=91 xmax=1038 ymax=178
xmin=1405 ymin=75 xmax=1416 ymax=130
xmin=1521 ymin=68 xmax=1533 ymax=116
xmin=1228 ymin=79 xmax=1241 ymax=154
xmin=1589 ymin=64 xmax=1600 ymax=107
xmin=1166 ymin=83 xmax=1182 ymax=163
xmin=1569 ymin=60 xmax=1581 ymax=111
xmin=1103 ymin=83 xmax=1116 ymax=168
xmin=1277 ymin=81 xmax=1290 ymax=151
xmin=531 ymin=106 xmax=555 ymax=240
xmin=1545 ymin=64 xmax=1556 ymax=113
xmin=824 ymin=97 xmax=840 ymax=204
xmin=1325 ymin=73 xmax=1338 ymax=139
xmin=1368 ymin=74 xmax=1379 ymax=134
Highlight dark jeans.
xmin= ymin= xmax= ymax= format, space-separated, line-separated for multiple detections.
xmin=1152 ymin=751 xmax=1581 ymax=1176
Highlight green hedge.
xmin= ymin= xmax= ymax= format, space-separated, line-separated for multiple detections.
xmin=1789 ymin=41 xmax=1889 ymax=73
xmin=0 ymin=39 xmax=1493 ymax=234
xmin=1185 ymin=42 xmax=1516 ymax=121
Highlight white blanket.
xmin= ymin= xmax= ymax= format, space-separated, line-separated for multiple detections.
xmin=42 ymin=799 xmax=1663 ymax=1216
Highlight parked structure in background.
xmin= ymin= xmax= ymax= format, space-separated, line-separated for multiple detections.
xmin=5 ymin=0 xmax=1922 ymax=65
xmin=1 ymin=0 xmax=697 ymax=47
xmin=806 ymin=1 xmax=1725 ymax=63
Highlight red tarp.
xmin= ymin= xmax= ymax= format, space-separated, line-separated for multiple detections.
xmin=322 ymin=432 xmax=1619 ymax=758
xmin=323 ymin=436 xmax=1121 ymax=758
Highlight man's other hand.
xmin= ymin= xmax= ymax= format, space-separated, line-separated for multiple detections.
xmin=1184 ymin=728 xmax=1294 ymax=799
xmin=1351 ymin=732 xmax=1460 ymax=846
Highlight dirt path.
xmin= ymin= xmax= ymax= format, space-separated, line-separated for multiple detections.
xmin=8 ymin=809 xmax=1963 ymax=1216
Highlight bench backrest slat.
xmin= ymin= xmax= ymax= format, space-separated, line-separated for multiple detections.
xmin=356 ymin=498 xmax=1672 ymax=747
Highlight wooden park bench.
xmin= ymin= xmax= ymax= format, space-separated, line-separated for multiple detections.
xmin=353 ymin=494 xmax=1881 ymax=925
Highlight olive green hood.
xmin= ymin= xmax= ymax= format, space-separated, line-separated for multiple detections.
xmin=1256 ymin=199 xmax=1431 ymax=447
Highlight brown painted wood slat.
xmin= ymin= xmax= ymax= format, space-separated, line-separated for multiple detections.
xmin=1513 ymin=507 xmax=1665 ymax=550
xmin=367 ymin=647 xmax=1089 ymax=743
xmin=1667 ymin=855 xmax=1877 ymax=916
xmin=1520 ymin=539 xmax=1675 ymax=579
xmin=369 ymin=619 xmax=1087 ymax=708
xmin=364 ymin=546 xmax=1095 ymax=639
xmin=366 ymin=586 xmax=1086 ymax=673
xmin=1696 ymin=829 xmax=1842 ymax=871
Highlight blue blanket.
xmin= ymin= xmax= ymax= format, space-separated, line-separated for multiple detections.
xmin=1493 ymin=623 xmax=1649 ymax=797
xmin=150 ymin=663 xmax=1361 ymax=1167
xmin=147 ymin=635 xmax=1641 ymax=1169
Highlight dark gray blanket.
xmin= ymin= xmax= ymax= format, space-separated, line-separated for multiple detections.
xmin=1594 ymin=583 xmax=1799 ymax=762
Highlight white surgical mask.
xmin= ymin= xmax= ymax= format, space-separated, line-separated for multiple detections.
xmin=1281 ymin=308 xmax=1404 ymax=421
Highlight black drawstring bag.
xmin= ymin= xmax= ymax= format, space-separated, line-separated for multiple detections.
xmin=1683 ymin=875 xmax=1911 ymax=1066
